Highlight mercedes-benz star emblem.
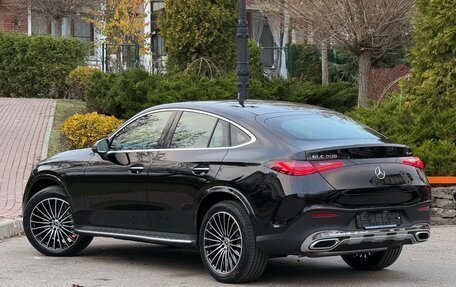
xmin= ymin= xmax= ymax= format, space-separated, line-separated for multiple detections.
xmin=375 ymin=167 xmax=386 ymax=180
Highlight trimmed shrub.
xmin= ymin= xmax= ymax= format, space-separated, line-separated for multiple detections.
xmin=66 ymin=67 xmax=103 ymax=100
xmin=249 ymin=40 xmax=264 ymax=80
xmin=159 ymin=0 xmax=238 ymax=72
xmin=87 ymin=70 xmax=238 ymax=118
xmin=86 ymin=69 xmax=357 ymax=119
xmin=349 ymin=93 xmax=456 ymax=176
xmin=61 ymin=112 xmax=123 ymax=149
xmin=328 ymin=45 xmax=359 ymax=83
xmin=290 ymin=44 xmax=321 ymax=83
xmin=0 ymin=33 xmax=89 ymax=98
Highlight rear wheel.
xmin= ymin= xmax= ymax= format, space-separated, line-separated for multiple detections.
xmin=199 ymin=200 xmax=268 ymax=283
xmin=23 ymin=186 xmax=93 ymax=256
xmin=341 ymin=246 xmax=403 ymax=270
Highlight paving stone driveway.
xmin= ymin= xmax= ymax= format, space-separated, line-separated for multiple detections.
xmin=0 ymin=98 xmax=55 ymax=220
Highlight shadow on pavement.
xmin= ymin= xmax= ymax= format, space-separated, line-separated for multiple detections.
xmin=79 ymin=240 xmax=408 ymax=285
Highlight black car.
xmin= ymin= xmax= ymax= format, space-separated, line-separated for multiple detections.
xmin=23 ymin=101 xmax=431 ymax=283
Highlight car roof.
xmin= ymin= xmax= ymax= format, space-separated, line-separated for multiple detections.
xmin=140 ymin=100 xmax=335 ymax=119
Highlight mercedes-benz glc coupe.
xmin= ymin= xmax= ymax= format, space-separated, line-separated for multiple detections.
xmin=23 ymin=101 xmax=431 ymax=283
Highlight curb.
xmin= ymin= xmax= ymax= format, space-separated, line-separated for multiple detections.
xmin=0 ymin=218 xmax=23 ymax=241
xmin=41 ymin=99 xmax=56 ymax=160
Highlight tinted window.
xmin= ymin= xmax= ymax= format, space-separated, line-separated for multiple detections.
xmin=265 ymin=114 xmax=384 ymax=141
xmin=209 ymin=120 xmax=230 ymax=148
xmin=170 ymin=112 xmax=218 ymax=148
xmin=110 ymin=111 xmax=172 ymax=150
xmin=231 ymin=125 xmax=251 ymax=146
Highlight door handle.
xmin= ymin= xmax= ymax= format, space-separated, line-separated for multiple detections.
xmin=129 ymin=164 xmax=144 ymax=174
xmin=192 ymin=166 xmax=210 ymax=175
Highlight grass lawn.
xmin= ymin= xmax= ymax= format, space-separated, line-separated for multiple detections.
xmin=47 ymin=99 xmax=87 ymax=157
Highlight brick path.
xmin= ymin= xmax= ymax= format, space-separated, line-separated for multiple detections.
xmin=0 ymin=98 xmax=55 ymax=220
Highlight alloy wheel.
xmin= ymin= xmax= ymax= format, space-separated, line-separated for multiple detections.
xmin=29 ymin=197 xmax=78 ymax=251
xmin=203 ymin=211 xmax=243 ymax=274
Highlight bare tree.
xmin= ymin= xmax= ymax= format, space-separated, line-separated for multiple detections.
xmin=4 ymin=0 xmax=100 ymax=37
xmin=269 ymin=0 xmax=414 ymax=107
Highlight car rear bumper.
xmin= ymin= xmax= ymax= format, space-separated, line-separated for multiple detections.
xmin=256 ymin=203 xmax=431 ymax=257
xmin=300 ymin=223 xmax=430 ymax=257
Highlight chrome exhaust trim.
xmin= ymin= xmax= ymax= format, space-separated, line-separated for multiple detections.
xmin=309 ymin=238 xmax=341 ymax=250
xmin=301 ymin=223 xmax=430 ymax=257
xmin=415 ymin=230 xmax=430 ymax=242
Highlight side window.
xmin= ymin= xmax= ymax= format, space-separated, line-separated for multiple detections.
xmin=231 ymin=125 xmax=251 ymax=146
xmin=170 ymin=112 xmax=218 ymax=148
xmin=209 ymin=120 xmax=230 ymax=148
xmin=110 ymin=111 xmax=172 ymax=151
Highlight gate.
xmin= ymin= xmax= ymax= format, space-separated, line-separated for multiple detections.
xmin=101 ymin=44 xmax=141 ymax=73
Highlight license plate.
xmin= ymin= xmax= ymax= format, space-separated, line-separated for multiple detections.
xmin=356 ymin=211 xmax=402 ymax=229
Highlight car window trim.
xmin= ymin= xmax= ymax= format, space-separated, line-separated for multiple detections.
xmin=207 ymin=119 xmax=220 ymax=148
xmin=107 ymin=108 xmax=256 ymax=153
xmin=167 ymin=111 xmax=221 ymax=149
xmin=162 ymin=110 xmax=183 ymax=149
xmin=108 ymin=110 xmax=177 ymax=151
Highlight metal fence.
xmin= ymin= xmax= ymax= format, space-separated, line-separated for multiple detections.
xmin=101 ymin=44 xmax=141 ymax=73
xmin=98 ymin=44 xmax=293 ymax=77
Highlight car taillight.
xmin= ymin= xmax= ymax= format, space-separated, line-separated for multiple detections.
xmin=266 ymin=160 xmax=345 ymax=176
xmin=417 ymin=205 xmax=431 ymax=212
xmin=310 ymin=212 xmax=340 ymax=218
xmin=402 ymin=157 xmax=425 ymax=169
xmin=311 ymin=161 xmax=345 ymax=172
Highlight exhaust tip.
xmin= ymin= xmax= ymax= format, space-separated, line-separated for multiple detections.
xmin=415 ymin=231 xmax=430 ymax=242
xmin=309 ymin=238 xmax=340 ymax=250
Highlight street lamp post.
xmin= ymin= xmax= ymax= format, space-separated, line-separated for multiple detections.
xmin=237 ymin=0 xmax=249 ymax=107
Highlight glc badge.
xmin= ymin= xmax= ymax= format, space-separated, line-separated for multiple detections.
xmin=375 ymin=167 xmax=386 ymax=180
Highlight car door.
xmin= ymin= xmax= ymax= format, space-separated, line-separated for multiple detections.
xmin=147 ymin=111 xmax=230 ymax=234
xmin=83 ymin=111 xmax=175 ymax=230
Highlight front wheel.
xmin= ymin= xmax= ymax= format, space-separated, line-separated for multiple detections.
xmin=199 ymin=200 xmax=268 ymax=283
xmin=23 ymin=186 xmax=93 ymax=256
xmin=341 ymin=246 xmax=403 ymax=270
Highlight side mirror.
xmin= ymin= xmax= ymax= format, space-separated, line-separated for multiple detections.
xmin=92 ymin=138 xmax=109 ymax=155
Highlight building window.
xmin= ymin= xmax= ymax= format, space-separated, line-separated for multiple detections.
xmin=151 ymin=0 xmax=165 ymax=57
xmin=73 ymin=17 xmax=94 ymax=43
xmin=31 ymin=14 xmax=93 ymax=44
xmin=31 ymin=15 xmax=50 ymax=35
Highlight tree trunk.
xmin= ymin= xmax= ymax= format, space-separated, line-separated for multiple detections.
xmin=279 ymin=3 xmax=290 ymax=79
xmin=358 ymin=51 xmax=371 ymax=107
xmin=321 ymin=41 xmax=329 ymax=86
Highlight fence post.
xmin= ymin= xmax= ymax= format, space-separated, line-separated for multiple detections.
xmin=101 ymin=43 xmax=105 ymax=73
xmin=135 ymin=44 xmax=140 ymax=68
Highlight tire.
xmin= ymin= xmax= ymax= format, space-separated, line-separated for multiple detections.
xmin=23 ymin=186 xmax=93 ymax=256
xmin=199 ymin=200 xmax=268 ymax=283
xmin=341 ymin=246 xmax=403 ymax=270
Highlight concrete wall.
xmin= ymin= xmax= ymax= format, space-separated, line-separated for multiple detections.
xmin=432 ymin=187 xmax=456 ymax=225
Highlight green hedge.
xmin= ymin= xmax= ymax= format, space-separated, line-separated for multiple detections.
xmin=0 ymin=33 xmax=89 ymax=98
xmin=86 ymin=69 xmax=357 ymax=119
xmin=290 ymin=44 xmax=321 ymax=83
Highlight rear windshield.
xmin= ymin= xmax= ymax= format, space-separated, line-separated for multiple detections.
xmin=264 ymin=114 xmax=385 ymax=141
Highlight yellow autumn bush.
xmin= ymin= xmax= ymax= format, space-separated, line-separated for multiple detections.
xmin=61 ymin=112 xmax=123 ymax=149
xmin=66 ymin=67 xmax=103 ymax=100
